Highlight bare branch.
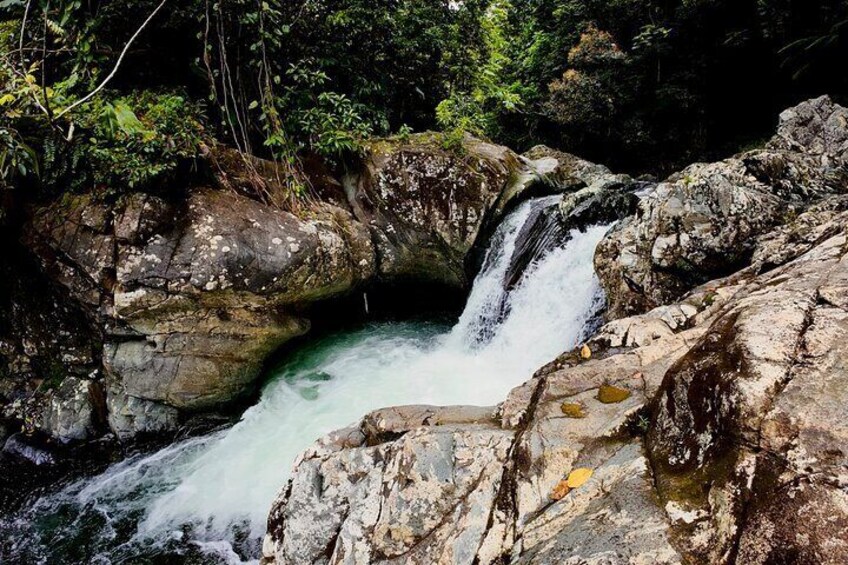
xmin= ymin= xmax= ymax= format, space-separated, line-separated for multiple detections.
xmin=18 ymin=0 xmax=32 ymax=68
xmin=54 ymin=0 xmax=169 ymax=120
xmin=14 ymin=0 xmax=53 ymax=121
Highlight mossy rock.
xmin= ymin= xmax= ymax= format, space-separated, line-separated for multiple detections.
xmin=597 ymin=384 xmax=631 ymax=404
xmin=560 ymin=402 xmax=586 ymax=418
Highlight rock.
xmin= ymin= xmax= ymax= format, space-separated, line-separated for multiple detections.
xmin=264 ymin=102 xmax=848 ymax=561
xmin=646 ymin=225 xmax=848 ymax=564
xmin=768 ymin=94 xmax=848 ymax=167
xmin=266 ymin=207 xmax=848 ymax=564
xmin=42 ymin=377 xmax=98 ymax=443
xmin=523 ymin=145 xmax=623 ymax=192
xmin=106 ymin=384 xmax=179 ymax=439
xmin=264 ymin=407 xmax=513 ymax=564
xmin=0 ymin=238 xmax=99 ymax=444
xmin=264 ymin=286 xmax=701 ymax=563
xmin=17 ymin=134 xmax=566 ymax=432
xmin=345 ymin=133 xmax=525 ymax=286
xmin=558 ymin=176 xmax=642 ymax=229
xmin=24 ymin=188 xmax=375 ymax=411
xmin=2 ymin=433 xmax=56 ymax=466
xmin=596 ymin=97 xmax=848 ymax=319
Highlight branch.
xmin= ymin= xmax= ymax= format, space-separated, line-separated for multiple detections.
xmin=53 ymin=0 xmax=168 ymax=120
xmin=19 ymin=0 xmax=32 ymax=68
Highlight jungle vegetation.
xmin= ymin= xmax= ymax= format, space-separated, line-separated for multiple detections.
xmin=1 ymin=0 xmax=846 ymax=205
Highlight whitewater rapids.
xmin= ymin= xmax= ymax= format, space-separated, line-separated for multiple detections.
xmin=0 ymin=197 xmax=611 ymax=564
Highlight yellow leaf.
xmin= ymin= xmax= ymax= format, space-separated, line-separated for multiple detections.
xmin=580 ymin=344 xmax=592 ymax=360
xmin=566 ymin=467 xmax=593 ymax=489
xmin=550 ymin=480 xmax=571 ymax=500
xmin=560 ymin=402 xmax=586 ymax=418
xmin=597 ymin=384 xmax=631 ymax=404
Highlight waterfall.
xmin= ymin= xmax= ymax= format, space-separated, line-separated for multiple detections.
xmin=0 ymin=198 xmax=611 ymax=564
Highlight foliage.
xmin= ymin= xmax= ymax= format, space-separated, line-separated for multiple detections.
xmin=505 ymin=0 xmax=848 ymax=173
xmin=435 ymin=0 xmax=523 ymax=139
xmin=0 ymin=126 xmax=37 ymax=189
xmin=73 ymin=91 xmax=206 ymax=190
xmin=1 ymin=0 xmax=848 ymax=199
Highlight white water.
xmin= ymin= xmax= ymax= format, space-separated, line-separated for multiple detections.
xmin=1 ymin=198 xmax=610 ymax=563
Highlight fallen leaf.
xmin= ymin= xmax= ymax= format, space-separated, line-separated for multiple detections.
xmin=580 ymin=344 xmax=592 ymax=360
xmin=597 ymin=384 xmax=631 ymax=404
xmin=550 ymin=480 xmax=571 ymax=500
xmin=560 ymin=402 xmax=586 ymax=418
xmin=566 ymin=467 xmax=593 ymax=489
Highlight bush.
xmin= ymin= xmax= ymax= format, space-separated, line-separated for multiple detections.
xmin=39 ymin=90 xmax=207 ymax=193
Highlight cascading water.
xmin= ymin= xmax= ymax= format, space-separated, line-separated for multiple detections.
xmin=0 ymin=197 xmax=611 ymax=564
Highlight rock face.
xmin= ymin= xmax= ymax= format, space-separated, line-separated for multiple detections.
xmin=596 ymin=95 xmax=848 ymax=319
xmin=346 ymin=134 xmax=524 ymax=286
xmin=4 ymin=133 xmax=590 ymax=442
xmin=647 ymin=221 xmax=848 ymax=564
xmin=264 ymin=198 xmax=848 ymax=565
xmin=263 ymin=98 xmax=848 ymax=564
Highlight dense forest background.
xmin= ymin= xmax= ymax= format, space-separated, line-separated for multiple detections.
xmin=1 ymin=0 xmax=847 ymax=206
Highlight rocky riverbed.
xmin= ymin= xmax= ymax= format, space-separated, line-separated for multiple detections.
xmin=261 ymin=96 xmax=848 ymax=564
xmin=1 ymin=96 xmax=847 ymax=564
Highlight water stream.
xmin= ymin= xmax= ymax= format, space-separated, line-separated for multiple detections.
xmin=0 ymin=197 xmax=611 ymax=564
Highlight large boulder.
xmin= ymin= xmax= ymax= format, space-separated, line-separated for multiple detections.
xmin=596 ymin=96 xmax=848 ymax=319
xmin=263 ymin=199 xmax=848 ymax=564
xmin=25 ymin=188 xmax=374 ymax=420
xmin=345 ymin=134 xmax=527 ymax=286
xmin=647 ymin=217 xmax=848 ymax=564
xmin=14 ymin=133 xmax=575 ymax=440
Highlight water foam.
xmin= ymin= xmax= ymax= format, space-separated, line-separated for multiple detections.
xmin=1 ymin=198 xmax=611 ymax=563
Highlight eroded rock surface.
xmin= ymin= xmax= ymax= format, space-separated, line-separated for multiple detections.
xmin=264 ymin=197 xmax=848 ymax=564
xmin=596 ymin=96 xmax=848 ymax=319
xmin=5 ymin=133 xmax=589 ymax=441
xmin=264 ymin=99 xmax=848 ymax=564
xmin=346 ymin=134 xmax=525 ymax=286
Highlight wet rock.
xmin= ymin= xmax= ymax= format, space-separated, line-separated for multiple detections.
xmin=646 ymin=229 xmax=848 ymax=564
xmin=266 ymin=193 xmax=848 ymax=563
xmin=17 ymin=134 xmax=554 ymax=432
xmin=263 ymin=409 xmax=513 ymax=564
xmin=42 ymin=377 xmax=98 ymax=443
xmin=264 ymin=290 xmax=701 ymax=563
xmin=346 ymin=134 xmax=525 ymax=286
xmin=2 ymin=433 xmax=56 ymax=466
xmin=106 ymin=384 xmax=179 ymax=440
xmin=522 ymin=145 xmax=623 ymax=192
xmin=558 ymin=177 xmax=641 ymax=229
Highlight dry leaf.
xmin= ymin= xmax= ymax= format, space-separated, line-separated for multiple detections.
xmin=561 ymin=402 xmax=586 ymax=418
xmin=551 ymin=480 xmax=571 ymax=500
xmin=597 ymin=384 xmax=631 ymax=404
xmin=580 ymin=344 xmax=592 ymax=360
xmin=566 ymin=467 xmax=593 ymax=489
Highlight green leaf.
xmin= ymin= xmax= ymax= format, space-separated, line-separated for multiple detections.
xmin=113 ymin=103 xmax=148 ymax=135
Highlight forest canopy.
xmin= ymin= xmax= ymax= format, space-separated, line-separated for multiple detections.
xmin=1 ymin=0 xmax=847 ymax=201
